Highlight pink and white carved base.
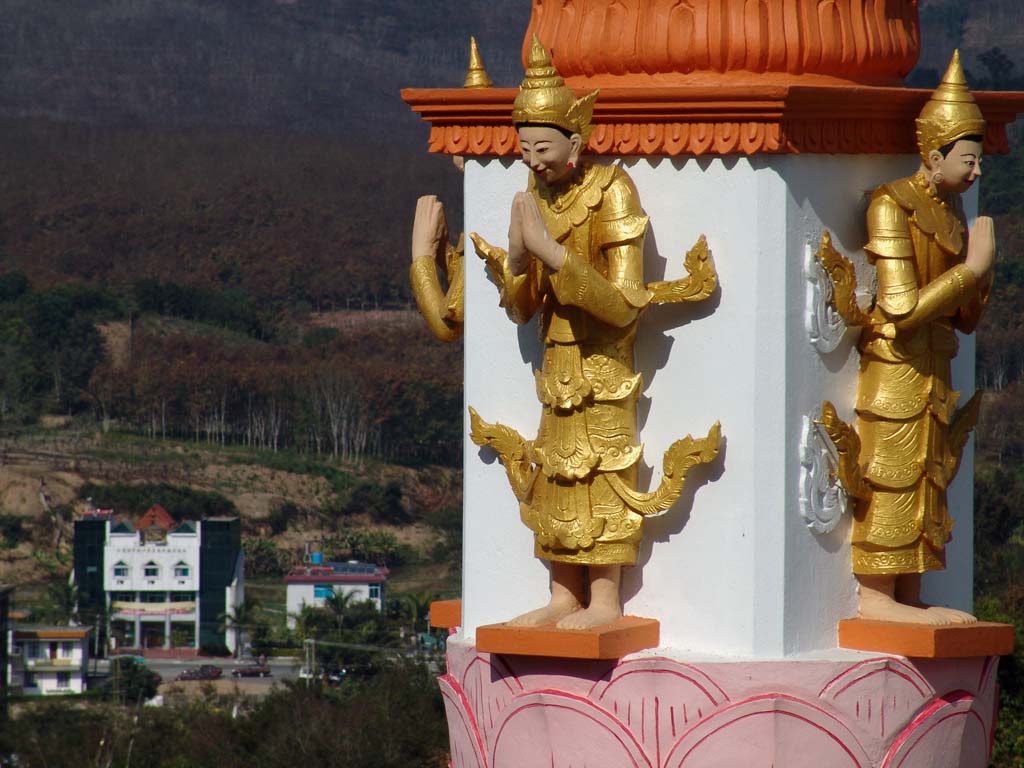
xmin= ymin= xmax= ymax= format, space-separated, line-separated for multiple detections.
xmin=439 ymin=639 xmax=1000 ymax=768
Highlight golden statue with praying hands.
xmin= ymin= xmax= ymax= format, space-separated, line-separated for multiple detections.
xmin=467 ymin=37 xmax=721 ymax=630
xmin=819 ymin=52 xmax=995 ymax=626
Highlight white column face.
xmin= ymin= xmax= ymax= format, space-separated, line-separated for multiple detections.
xmin=462 ymin=158 xmax=551 ymax=633
xmin=460 ymin=153 xmax=972 ymax=657
xmin=921 ymin=181 xmax=978 ymax=615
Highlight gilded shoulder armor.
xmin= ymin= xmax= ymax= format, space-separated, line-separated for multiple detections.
xmin=599 ymin=168 xmax=647 ymax=246
xmin=864 ymin=190 xmax=913 ymax=262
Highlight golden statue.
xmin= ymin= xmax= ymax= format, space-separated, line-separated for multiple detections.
xmin=410 ymin=194 xmax=464 ymax=342
xmin=819 ymin=51 xmax=995 ymax=625
xmin=469 ymin=37 xmax=721 ymax=630
xmin=409 ymin=37 xmax=489 ymax=343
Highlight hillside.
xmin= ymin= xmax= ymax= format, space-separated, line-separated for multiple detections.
xmin=918 ymin=0 xmax=1024 ymax=79
xmin=0 ymin=427 xmax=462 ymax=590
xmin=0 ymin=0 xmax=530 ymax=137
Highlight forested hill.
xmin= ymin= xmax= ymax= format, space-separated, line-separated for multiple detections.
xmin=1 ymin=1 xmax=1021 ymax=139
xmin=0 ymin=0 xmax=530 ymax=138
xmin=0 ymin=0 xmax=1021 ymax=305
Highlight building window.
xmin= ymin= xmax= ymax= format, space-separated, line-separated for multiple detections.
xmin=25 ymin=643 xmax=38 ymax=659
xmin=56 ymin=672 xmax=71 ymax=689
xmin=141 ymin=592 xmax=167 ymax=603
xmin=313 ymin=585 xmax=334 ymax=600
xmin=113 ymin=562 xmax=128 ymax=578
xmin=111 ymin=591 xmax=134 ymax=603
xmin=143 ymin=562 xmax=159 ymax=578
xmin=369 ymin=585 xmax=381 ymax=600
xmin=23 ymin=672 xmax=35 ymax=688
xmin=170 ymin=592 xmax=194 ymax=602
xmin=173 ymin=562 xmax=190 ymax=578
xmin=60 ymin=642 xmax=74 ymax=657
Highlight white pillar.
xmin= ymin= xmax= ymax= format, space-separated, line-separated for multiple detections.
xmin=461 ymin=153 xmax=971 ymax=657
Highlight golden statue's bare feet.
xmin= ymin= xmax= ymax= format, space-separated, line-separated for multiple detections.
xmin=507 ymin=597 xmax=581 ymax=627
xmin=858 ymin=593 xmax=949 ymax=625
xmin=927 ymin=606 xmax=977 ymax=624
xmin=555 ymin=603 xmax=622 ymax=630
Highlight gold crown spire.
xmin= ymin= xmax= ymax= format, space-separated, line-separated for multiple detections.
xmin=463 ymin=37 xmax=493 ymax=89
xmin=511 ymin=35 xmax=598 ymax=143
xmin=915 ymin=50 xmax=986 ymax=159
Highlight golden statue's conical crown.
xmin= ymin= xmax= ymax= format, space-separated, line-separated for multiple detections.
xmin=463 ymin=37 xmax=493 ymax=89
xmin=511 ymin=35 xmax=598 ymax=143
xmin=916 ymin=51 xmax=986 ymax=159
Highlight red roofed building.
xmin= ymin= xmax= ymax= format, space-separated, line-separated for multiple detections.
xmin=285 ymin=557 xmax=388 ymax=629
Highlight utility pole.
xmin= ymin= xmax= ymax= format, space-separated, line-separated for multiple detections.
xmin=303 ymin=637 xmax=315 ymax=687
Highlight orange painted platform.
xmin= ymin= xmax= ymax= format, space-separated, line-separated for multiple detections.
xmin=838 ymin=619 xmax=1015 ymax=658
xmin=429 ymin=599 xmax=462 ymax=629
xmin=476 ymin=616 xmax=659 ymax=659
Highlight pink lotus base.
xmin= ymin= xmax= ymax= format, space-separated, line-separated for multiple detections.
xmin=439 ymin=638 xmax=1000 ymax=768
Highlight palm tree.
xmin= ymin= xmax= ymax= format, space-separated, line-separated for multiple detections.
xmin=218 ymin=595 xmax=262 ymax=658
xmin=322 ymin=590 xmax=358 ymax=631
xmin=402 ymin=591 xmax=436 ymax=636
xmin=289 ymin=605 xmax=332 ymax=641
xmin=46 ymin=579 xmax=79 ymax=625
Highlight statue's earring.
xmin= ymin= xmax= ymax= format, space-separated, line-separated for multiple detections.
xmin=567 ymin=160 xmax=575 ymax=169
xmin=932 ymin=172 xmax=945 ymax=186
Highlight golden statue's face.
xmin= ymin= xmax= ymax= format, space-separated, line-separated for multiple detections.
xmin=934 ymin=138 xmax=983 ymax=195
xmin=517 ymin=125 xmax=579 ymax=186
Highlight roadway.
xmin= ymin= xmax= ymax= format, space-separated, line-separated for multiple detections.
xmin=96 ymin=655 xmax=302 ymax=685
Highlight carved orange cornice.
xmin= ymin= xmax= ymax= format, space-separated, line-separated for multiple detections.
xmin=400 ymin=86 xmax=1024 ymax=157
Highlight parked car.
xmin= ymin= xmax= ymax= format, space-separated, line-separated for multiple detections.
xmin=231 ymin=664 xmax=272 ymax=678
xmin=175 ymin=664 xmax=223 ymax=682
xmin=111 ymin=654 xmax=147 ymax=665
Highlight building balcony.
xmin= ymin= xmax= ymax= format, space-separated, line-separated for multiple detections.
xmin=110 ymin=600 xmax=196 ymax=617
xmin=21 ymin=658 xmax=79 ymax=671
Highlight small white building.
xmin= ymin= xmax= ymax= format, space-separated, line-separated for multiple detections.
xmin=11 ymin=626 xmax=90 ymax=695
xmin=285 ymin=560 xmax=388 ymax=629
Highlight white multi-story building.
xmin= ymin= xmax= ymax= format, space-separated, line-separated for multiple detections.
xmin=74 ymin=505 xmax=244 ymax=653
xmin=11 ymin=626 xmax=90 ymax=695
xmin=285 ymin=559 xmax=388 ymax=629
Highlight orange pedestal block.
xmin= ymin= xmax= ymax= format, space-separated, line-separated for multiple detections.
xmin=429 ymin=599 xmax=462 ymax=629
xmin=475 ymin=616 xmax=659 ymax=659
xmin=838 ymin=619 xmax=1015 ymax=658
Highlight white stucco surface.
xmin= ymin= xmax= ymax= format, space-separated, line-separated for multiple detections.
xmin=460 ymin=154 xmax=978 ymax=657
xmin=13 ymin=635 xmax=89 ymax=695
xmin=285 ymin=582 xmax=383 ymax=629
xmin=104 ymin=525 xmax=200 ymax=593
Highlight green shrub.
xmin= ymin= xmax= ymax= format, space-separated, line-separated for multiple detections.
xmin=343 ymin=480 xmax=407 ymax=524
xmin=267 ymin=501 xmax=301 ymax=535
xmin=243 ymin=537 xmax=291 ymax=577
xmin=199 ymin=642 xmax=231 ymax=657
xmin=0 ymin=514 xmax=27 ymax=548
